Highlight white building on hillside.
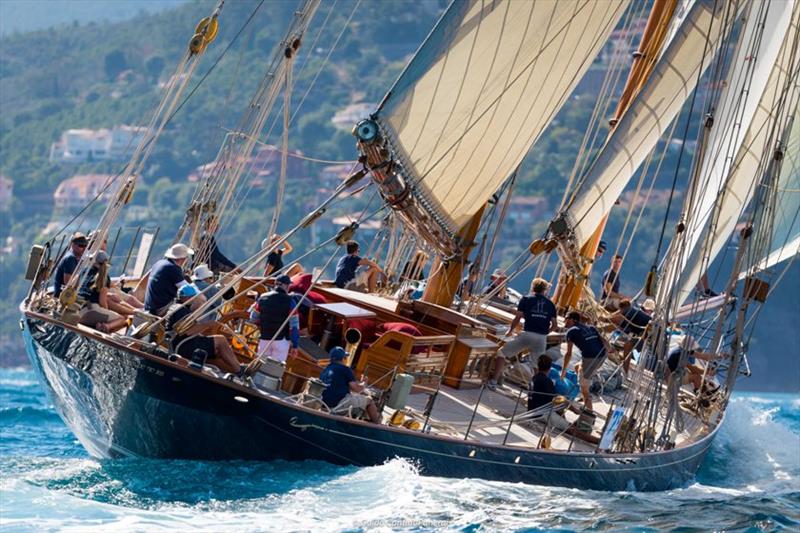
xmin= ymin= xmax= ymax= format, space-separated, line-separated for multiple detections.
xmin=53 ymin=174 xmax=114 ymax=210
xmin=50 ymin=125 xmax=146 ymax=163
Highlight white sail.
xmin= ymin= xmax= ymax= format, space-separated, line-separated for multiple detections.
xmin=669 ymin=0 xmax=796 ymax=301
xmin=676 ymin=4 xmax=800 ymax=302
xmin=560 ymin=0 xmax=743 ymax=245
xmin=375 ymin=0 xmax=629 ymax=234
xmin=742 ymin=109 xmax=800 ymax=275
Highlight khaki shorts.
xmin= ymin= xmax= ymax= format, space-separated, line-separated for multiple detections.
xmin=79 ymin=303 xmax=123 ymax=327
xmin=499 ymin=331 xmax=548 ymax=361
xmin=581 ymin=355 xmax=607 ymax=379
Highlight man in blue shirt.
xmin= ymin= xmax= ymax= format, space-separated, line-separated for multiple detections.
xmin=53 ymin=233 xmax=88 ymax=297
xmin=319 ymin=347 xmax=380 ymax=423
xmin=334 ymin=240 xmax=382 ymax=292
xmin=489 ymin=278 xmax=557 ymax=390
xmin=144 ymin=243 xmax=193 ymax=316
xmin=601 ymin=254 xmax=626 ymax=307
xmin=563 ymin=311 xmax=611 ymax=411
xmin=610 ymin=298 xmax=654 ymax=372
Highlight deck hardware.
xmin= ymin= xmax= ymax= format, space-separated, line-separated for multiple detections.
xmin=514 ymin=456 xmax=520 ymax=464
xmin=234 ymin=396 xmax=249 ymax=403
xmin=468 ymin=450 xmax=476 ymax=458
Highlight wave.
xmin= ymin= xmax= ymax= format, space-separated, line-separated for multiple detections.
xmin=0 ymin=405 xmax=61 ymax=425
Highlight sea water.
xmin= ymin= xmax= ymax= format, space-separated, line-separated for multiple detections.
xmin=0 ymin=367 xmax=797 ymax=532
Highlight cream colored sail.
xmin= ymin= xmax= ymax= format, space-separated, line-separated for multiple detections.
xmin=675 ymin=5 xmax=800 ymax=302
xmin=375 ymin=0 xmax=629 ymax=234
xmin=669 ymin=0 xmax=796 ymax=302
xmin=560 ymin=0 xmax=744 ymax=245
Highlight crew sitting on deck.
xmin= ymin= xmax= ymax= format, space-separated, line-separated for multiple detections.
xmin=191 ymin=264 xmax=220 ymax=322
xmin=249 ymin=274 xmax=299 ymax=362
xmin=528 ymin=354 xmax=573 ymax=431
xmin=609 ymin=298 xmax=654 ymax=372
xmin=78 ymin=250 xmax=129 ymax=333
xmin=334 ymin=240 xmax=382 ymax=292
xmin=666 ymin=335 xmax=724 ymax=393
xmin=144 ymin=243 xmax=193 ymax=316
xmin=165 ymin=284 xmax=243 ymax=374
xmin=320 ymin=346 xmax=380 ymax=424
xmin=562 ymin=311 xmax=612 ymax=412
xmin=489 ymin=277 xmax=557 ymax=390
xmin=53 ymin=232 xmax=88 ymax=297
xmin=87 ymin=231 xmax=144 ymax=312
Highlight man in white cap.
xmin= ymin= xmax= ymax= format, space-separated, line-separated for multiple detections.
xmin=144 ymin=243 xmax=194 ymax=316
xmin=483 ymin=268 xmax=509 ymax=301
xmin=191 ymin=264 xmax=221 ymax=322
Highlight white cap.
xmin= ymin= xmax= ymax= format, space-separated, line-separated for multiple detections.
xmin=165 ymin=243 xmax=194 ymax=260
xmin=191 ymin=264 xmax=214 ymax=281
xmin=642 ymin=298 xmax=656 ymax=312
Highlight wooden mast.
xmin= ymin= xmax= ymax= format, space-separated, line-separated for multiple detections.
xmin=554 ymin=0 xmax=679 ymax=310
xmin=421 ymin=206 xmax=486 ymax=308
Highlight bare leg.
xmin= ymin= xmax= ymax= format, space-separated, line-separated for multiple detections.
xmin=580 ymin=375 xmax=593 ymax=411
xmin=366 ymin=267 xmax=380 ymax=292
xmin=99 ymin=317 xmax=129 ymax=333
xmin=212 ymin=335 xmax=242 ymax=374
xmin=366 ymin=400 xmax=381 ymax=424
xmin=107 ymin=296 xmax=137 ymax=316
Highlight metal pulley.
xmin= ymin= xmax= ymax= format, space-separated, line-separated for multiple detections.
xmin=335 ymin=222 xmax=359 ymax=245
xmin=189 ymin=16 xmax=219 ymax=55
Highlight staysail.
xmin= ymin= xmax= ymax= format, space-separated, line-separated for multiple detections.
xmin=554 ymin=0 xmax=743 ymax=246
xmin=373 ymin=0 xmax=629 ymax=238
xmin=674 ymin=3 xmax=800 ymax=303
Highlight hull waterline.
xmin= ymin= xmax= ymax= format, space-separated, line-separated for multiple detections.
xmin=22 ymin=311 xmax=719 ymax=491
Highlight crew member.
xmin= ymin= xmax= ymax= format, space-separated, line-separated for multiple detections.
xmin=489 ymin=277 xmax=557 ymax=390
xmin=262 ymin=234 xmax=294 ymax=277
xmin=562 ymin=311 xmax=611 ymax=412
xmin=53 ymin=232 xmax=88 ymax=297
xmin=334 ymin=240 xmax=382 ymax=292
xmin=144 ymin=243 xmax=193 ymax=316
xmin=77 ymin=251 xmax=128 ymax=333
xmin=201 ymin=216 xmax=237 ymax=274
xmin=666 ymin=336 xmax=724 ymax=392
xmin=249 ymin=274 xmax=299 ymax=362
xmin=610 ymin=298 xmax=654 ymax=371
xmin=601 ymin=254 xmax=626 ymax=308
xmin=320 ymin=346 xmax=380 ymax=423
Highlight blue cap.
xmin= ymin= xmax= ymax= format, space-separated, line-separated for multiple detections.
xmin=276 ymin=274 xmax=292 ymax=286
xmin=598 ymin=240 xmax=607 ymax=251
xmin=178 ymin=284 xmax=199 ymax=299
xmin=329 ymin=346 xmax=347 ymax=361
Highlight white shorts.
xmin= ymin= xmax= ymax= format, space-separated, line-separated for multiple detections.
xmin=334 ymin=392 xmax=370 ymax=412
xmin=257 ymin=339 xmax=291 ymax=362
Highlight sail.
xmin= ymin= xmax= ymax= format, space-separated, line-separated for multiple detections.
xmin=743 ymin=109 xmax=800 ymax=275
xmin=558 ymin=0 xmax=743 ymax=245
xmin=669 ymin=0 xmax=796 ymax=301
xmin=675 ymin=4 xmax=800 ymax=302
xmin=374 ymin=0 xmax=629 ymax=234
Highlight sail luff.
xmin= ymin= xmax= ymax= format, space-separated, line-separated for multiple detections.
xmin=556 ymin=0 xmax=745 ymax=246
xmin=371 ymin=0 xmax=630 ymax=243
xmin=674 ymin=2 xmax=800 ymax=303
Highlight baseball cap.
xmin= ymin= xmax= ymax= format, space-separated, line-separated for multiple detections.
xmin=90 ymin=250 xmax=109 ymax=264
xmin=597 ymin=240 xmax=607 ymax=252
xmin=329 ymin=346 xmax=347 ymax=361
xmin=71 ymin=232 xmax=88 ymax=246
xmin=276 ymin=274 xmax=292 ymax=286
xmin=178 ymin=284 xmax=199 ymax=299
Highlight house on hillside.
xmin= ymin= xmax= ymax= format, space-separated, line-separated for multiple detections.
xmin=49 ymin=125 xmax=146 ymax=163
xmin=187 ymin=144 xmax=307 ymax=184
xmin=0 ymin=176 xmax=12 ymax=211
xmin=331 ymin=103 xmax=373 ymax=131
xmin=320 ymin=164 xmax=353 ymax=188
xmin=53 ymin=174 xmax=114 ymax=210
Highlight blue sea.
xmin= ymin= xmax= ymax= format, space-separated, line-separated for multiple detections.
xmin=0 ymin=367 xmax=797 ymax=532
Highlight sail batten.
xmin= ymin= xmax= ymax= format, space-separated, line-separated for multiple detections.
xmin=375 ymin=0 xmax=630 ymax=235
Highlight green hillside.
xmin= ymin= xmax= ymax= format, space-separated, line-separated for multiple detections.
xmin=0 ymin=0 xmax=796 ymax=390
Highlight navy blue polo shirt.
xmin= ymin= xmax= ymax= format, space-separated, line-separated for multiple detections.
xmin=266 ymin=250 xmax=283 ymax=273
xmin=320 ymin=361 xmax=355 ymax=407
xmin=53 ymin=251 xmax=79 ymax=296
xmin=528 ymin=371 xmax=556 ymax=411
xmin=144 ymin=258 xmax=186 ymax=313
xmin=78 ymin=266 xmax=110 ymax=304
xmin=601 ymin=269 xmax=620 ymax=299
xmin=566 ymin=323 xmax=606 ymax=359
xmin=621 ymin=306 xmax=651 ymax=335
xmin=334 ymin=255 xmax=361 ymax=288
xmin=518 ymin=294 xmax=557 ymax=335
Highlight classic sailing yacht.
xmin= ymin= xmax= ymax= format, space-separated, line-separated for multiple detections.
xmin=20 ymin=0 xmax=800 ymax=491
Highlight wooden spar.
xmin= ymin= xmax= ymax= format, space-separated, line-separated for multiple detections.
xmin=421 ymin=206 xmax=486 ymax=307
xmin=554 ymin=0 xmax=679 ymax=311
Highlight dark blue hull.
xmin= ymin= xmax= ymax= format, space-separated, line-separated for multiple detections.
xmin=22 ymin=311 xmax=719 ymax=491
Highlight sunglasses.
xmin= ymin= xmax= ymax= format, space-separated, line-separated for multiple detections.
xmin=74 ymin=243 xmax=87 ymax=248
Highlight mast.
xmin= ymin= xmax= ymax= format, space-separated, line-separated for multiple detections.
xmin=554 ymin=0 xmax=678 ymax=311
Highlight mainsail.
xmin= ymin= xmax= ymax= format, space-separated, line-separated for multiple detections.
xmin=373 ymin=0 xmax=629 ymax=239
xmin=674 ymin=3 xmax=800 ymax=303
xmin=554 ymin=0 xmax=743 ymax=246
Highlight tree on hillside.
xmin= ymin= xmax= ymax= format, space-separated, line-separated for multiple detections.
xmin=145 ymin=56 xmax=165 ymax=84
xmin=104 ymin=49 xmax=129 ymax=81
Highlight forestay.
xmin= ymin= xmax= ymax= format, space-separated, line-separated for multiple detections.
xmin=375 ymin=0 xmax=629 ymax=234
xmin=675 ymin=4 xmax=800 ymax=303
xmin=559 ymin=0 xmax=742 ymax=245
xmin=669 ymin=0 xmax=795 ymax=302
